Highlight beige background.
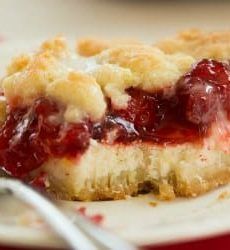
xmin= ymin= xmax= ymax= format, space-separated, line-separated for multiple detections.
xmin=0 ymin=0 xmax=230 ymax=42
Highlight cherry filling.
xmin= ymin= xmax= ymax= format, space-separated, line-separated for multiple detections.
xmin=0 ymin=98 xmax=90 ymax=177
xmin=0 ymin=59 xmax=229 ymax=177
xmin=93 ymin=88 xmax=201 ymax=143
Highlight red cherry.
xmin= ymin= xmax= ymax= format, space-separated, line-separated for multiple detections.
xmin=177 ymin=76 xmax=219 ymax=125
xmin=0 ymin=98 xmax=90 ymax=177
xmin=177 ymin=59 xmax=230 ymax=125
xmin=190 ymin=59 xmax=230 ymax=86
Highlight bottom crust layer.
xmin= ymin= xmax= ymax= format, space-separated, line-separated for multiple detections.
xmin=39 ymin=139 xmax=230 ymax=201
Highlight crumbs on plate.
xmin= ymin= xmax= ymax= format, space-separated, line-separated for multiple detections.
xmin=218 ymin=191 xmax=230 ymax=200
xmin=149 ymin=201 xmax=158 ymax=207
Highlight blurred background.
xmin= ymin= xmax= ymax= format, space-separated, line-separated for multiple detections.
xmin=0 ymin=0 xmax=230 ymax=42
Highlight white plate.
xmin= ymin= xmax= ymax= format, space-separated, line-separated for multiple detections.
xmin=0 ymin=0 xmax=230 ymax=248
xmin=1 ymin=186 xmax=230 ymax=248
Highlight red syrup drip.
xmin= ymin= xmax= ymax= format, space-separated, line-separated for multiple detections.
xmin=0 ymin=59 xmax=229 ymax=177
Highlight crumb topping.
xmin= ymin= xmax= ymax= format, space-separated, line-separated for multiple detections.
xmin=157 ymin=29 xmax=230 ymax=60
xmin=47 ymin=72 xmax=106 ymax=122
xmin=96 ymin=45 xmax=194 ymax=107
xmin=1 ymin=31 xmax=230 ymax=123
xmin=77 ymin=37 xmax=141 ymax=57
xmin=2 ymin=37 xmax=106 ymax=122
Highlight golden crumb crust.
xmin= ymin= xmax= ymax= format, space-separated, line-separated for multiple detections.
xmin=77 ymin=38 xmax=142 ymax=57
xmin=156 ymin=29 xmax=230 ymax=60
xmin=2 ymin=36 xmax=194 ymax=120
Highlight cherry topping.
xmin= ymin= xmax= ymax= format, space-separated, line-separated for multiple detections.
xmin=177 ymin=76 xmax=219 ymax=125
xmin=177 ymin=59 xmax=230 ymax=125
xmin=0 ymin=98 xmax=90 ymax=177
xmin=189 ymin=59 xmax=230 ymax=85
xmin=93 ymin=87 xmax=201 ymax=144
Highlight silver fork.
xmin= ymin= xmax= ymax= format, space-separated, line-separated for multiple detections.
xmin=0 ymin=178 xmax=137 ymax=250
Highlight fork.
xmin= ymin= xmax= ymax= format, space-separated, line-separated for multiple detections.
xmin=0 ymin=178 xmax=137 ymax=250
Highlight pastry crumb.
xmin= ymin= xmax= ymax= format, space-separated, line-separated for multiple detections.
xmin=149 ymin=201 xmax=158 ymax=207
xmin=18 ymin=211 xmax=45 ymax=229
xmin=157 ymin=183 xmax=176 ymax=201
xmin=218 ymin=191 xmax=230 ymax=200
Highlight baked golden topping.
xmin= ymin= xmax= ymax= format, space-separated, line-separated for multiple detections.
xmin=77 ymin=38 xmax=141 ymax=57
xmin=2 ymin=37 xmax=106 ymax=121
xmin=47 ymin=71 xmax=106 ymax=122
xmin=157 ymin=29 xmax=230 ymax=60
xmin=2 ymin=36 xmax=195 ymax=120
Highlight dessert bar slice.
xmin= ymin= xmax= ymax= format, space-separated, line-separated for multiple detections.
xmin=0 ymin=31 xmax=229 ymax=200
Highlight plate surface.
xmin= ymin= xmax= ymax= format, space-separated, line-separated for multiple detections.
xmin=0 ymin=0 xmax=230 ymax=248
xmin=1 ymin=186 xmax=230 ymax=248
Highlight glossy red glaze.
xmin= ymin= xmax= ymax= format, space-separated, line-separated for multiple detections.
xmin=0 ymin=98 xmax=90 ymax=177
xmin=92 ymin=87 xmax=202 ymax=143
xmin=178 ymin=59 xmax=230 ymax=122
xmin=0 ymin=59 xmax=229 ymax=177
